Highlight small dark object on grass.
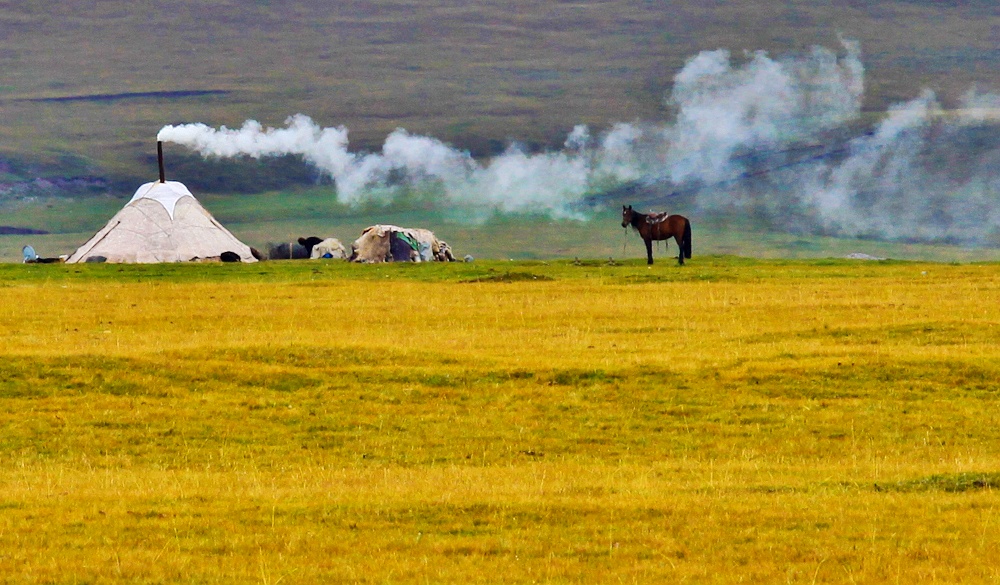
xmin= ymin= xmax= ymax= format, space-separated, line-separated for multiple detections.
xmin=22 ymin=245 xmax=65 ymax=263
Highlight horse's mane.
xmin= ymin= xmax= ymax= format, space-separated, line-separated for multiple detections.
xmin=625 ymin=208 xmax=646 ymax=230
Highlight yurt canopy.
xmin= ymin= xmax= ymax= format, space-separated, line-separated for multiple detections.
xmin=66 ymin=143 xmax=257 ymax=264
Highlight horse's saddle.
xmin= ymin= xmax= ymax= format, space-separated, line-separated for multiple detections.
xmin=645 ymin=212 xmax=670 ymax=225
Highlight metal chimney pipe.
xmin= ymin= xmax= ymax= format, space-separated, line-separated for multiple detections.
xmin=157 ymin=141 xmax=165 ymax=183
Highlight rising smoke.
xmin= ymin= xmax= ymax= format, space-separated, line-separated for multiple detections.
xmin=158 ymin=38 xmax=1000 ymax=244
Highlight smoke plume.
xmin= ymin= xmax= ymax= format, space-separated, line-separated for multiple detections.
xmin=159 ymin=38 xmax=1000 ymax=244
xmin=158 ymin=116 xmax=598 ymax=218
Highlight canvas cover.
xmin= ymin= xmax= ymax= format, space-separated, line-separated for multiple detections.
xmin=309 ymin=238 xmax=347 ymax=259
xmin=350 ymin=224 xmax=455 ymax=263
xmin=66 ymin=181 xmax=257 ymax=264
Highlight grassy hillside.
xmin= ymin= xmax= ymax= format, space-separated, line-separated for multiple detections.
xmin=1 ymin=1 xmax=998 ymax=177
xmin=2 ymin=258 xmax=1000 ymax=582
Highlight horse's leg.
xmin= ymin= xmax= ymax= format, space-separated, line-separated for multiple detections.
xmin=683 ymin=218 xmax=692 ymax=260
xmin=644 ymin=238 xmax=654 ymax=264
xmin=676 ymin=235 xmax=684 ymax=265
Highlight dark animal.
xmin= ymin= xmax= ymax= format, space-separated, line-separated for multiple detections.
xmin=266 ymin=242 xmax=310 ymax=260
xmin=220 ymin=251 xmax=242 ymax=263
xmin=297 ymin=236 xmax=324 ymax=257
xmin=621 ymin=205 xmax=692 ymax=265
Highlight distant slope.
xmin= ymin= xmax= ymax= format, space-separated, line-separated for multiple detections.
xmin=1 ymin=0 xmax=998 ymax=178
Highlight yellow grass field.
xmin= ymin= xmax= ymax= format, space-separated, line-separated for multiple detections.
xmin=2 ymin=257 xmax=1000 ymax=583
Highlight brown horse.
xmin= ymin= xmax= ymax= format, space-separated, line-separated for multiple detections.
xmin=621 ymin=205 xmax=692 ymax=265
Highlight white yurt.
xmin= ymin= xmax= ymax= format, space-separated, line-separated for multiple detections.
xmin=66 ymin=144 xmax=257 ymax=264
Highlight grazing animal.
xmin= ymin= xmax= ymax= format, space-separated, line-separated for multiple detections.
xmin=621 ymin=205 xmax=692 ymax=265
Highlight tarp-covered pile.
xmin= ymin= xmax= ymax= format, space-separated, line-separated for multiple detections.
xmin=350 ymin=225 xmax=455 ymax=263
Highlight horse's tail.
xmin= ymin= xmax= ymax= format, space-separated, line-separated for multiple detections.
xmin=682 ymin=218 xmax=692 ymax=259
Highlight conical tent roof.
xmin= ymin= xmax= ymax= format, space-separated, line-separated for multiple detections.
xmin=66 ymin=180 xmax=257 ymax=264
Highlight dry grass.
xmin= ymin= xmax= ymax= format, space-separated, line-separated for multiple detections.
xmin=2 ymin=258 xmax=1000 ymax=582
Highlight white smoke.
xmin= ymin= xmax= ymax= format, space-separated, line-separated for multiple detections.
xmin=660 ymin=38 xmax=1000 ymax=244
xmin=956 ymin=87 xmax=1000 ymax=125
xmin=159 ymin=39 xmax=1000 ymax=244
xmin=159 ymin=115 xmax=625 ymax=217
xmin=665 ymin=40 xmax=864 ymax=184
xmin=809 ymin=90 xmax=941 ymax=238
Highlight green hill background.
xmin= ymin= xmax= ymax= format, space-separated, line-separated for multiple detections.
xmin=4 ymin=1 xmax=998 ymax=175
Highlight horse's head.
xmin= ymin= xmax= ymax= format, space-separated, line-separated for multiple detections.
xmin=621 ymin=205 xmax=633 ymax=228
